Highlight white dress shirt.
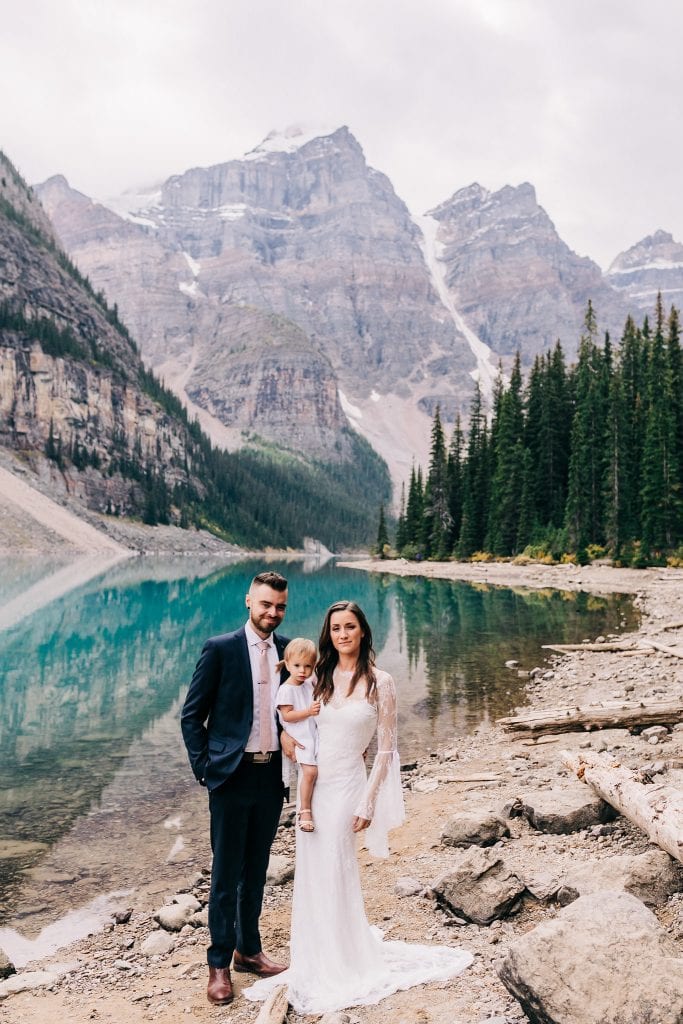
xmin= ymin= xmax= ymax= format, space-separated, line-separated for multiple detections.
xmin=244 ymin=619 xmax=281 ymax=752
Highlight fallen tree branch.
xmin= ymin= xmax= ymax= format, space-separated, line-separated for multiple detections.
xmin=562 ymin=750 xmax=683 ymax=864
xmin=498 ymin=698 xmax=683 ymax=737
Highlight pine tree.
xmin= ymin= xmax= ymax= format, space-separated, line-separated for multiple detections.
xmin=446 ymin=415 xmax=464 ymax=553
xmin=423 ymin=407 xmax=450 ymax=558
xmin=404 ymin=464 xmax=425 ymax=555
xmin=516 ymin=446 xmax=534 ymax=551
xmin=395 ymin=482 xmax=408 ymax=552
xmin=666 ymin=305 xmax=683 ymax=541
xmin=617 ymin=316 xmax=645 ymax=542
xmin=565 ymin=302 xmax=608 ymax=553
xmin=375 ymin=503 xmax=389 ymax=558
xmin=641 ymin=294 xmax=680 ymax=552
xmin=457 ymin=383 xmax=489 ymax=557
xmin=603 ymin=350 xmax=629 ymax=556
xmin=487 ymin=352 xmax=525 ymax=555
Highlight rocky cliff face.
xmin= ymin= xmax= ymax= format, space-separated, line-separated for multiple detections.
xmin=185 ymin=305 xmax=351 ymax=460
xmin=606 ymin=230 xmax=683 ymax=317
xmin=0 ymin=153 xmax=201 ymax=518
xmin=428 ymin=182 xmax=630 ymax=363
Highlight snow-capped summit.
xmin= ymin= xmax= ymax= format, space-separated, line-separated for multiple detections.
xmin=606 ymin=230 xmax=683 ymax=313
xmin=244 ymin=123 xmax=342 ymax=160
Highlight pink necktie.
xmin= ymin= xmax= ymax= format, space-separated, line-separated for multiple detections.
xmin=257 ymin=641 xmax=274 ymax=754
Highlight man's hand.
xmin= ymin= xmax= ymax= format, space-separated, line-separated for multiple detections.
xmin=352 ymin=816 xmax=371 ymax=833
xmin=281 ymin=731 xmax=304 ymax=762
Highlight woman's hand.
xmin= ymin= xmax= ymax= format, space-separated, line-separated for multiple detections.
xmin=352 ymin=816 xmax=371 ymax=833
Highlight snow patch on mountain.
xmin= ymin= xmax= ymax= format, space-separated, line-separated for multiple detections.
xmin=182 ymin=252 xmax=200 ymax=277
xmin=244 ymin=123 xmax=339 ymax=160
xmin=338 ymin=390 xmax=363 ymax=421
xmin=99 ymin=185 xmax=163 ymax=220
xmin=414 ymin=213 xmax=499 ymax=399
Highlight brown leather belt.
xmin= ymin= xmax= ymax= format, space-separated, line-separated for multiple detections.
xmin=241 ymin=751 xmax=278 ymax=763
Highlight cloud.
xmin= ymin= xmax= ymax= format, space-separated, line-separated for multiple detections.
xmin=1 ymin=0 xmax=682 ymax=269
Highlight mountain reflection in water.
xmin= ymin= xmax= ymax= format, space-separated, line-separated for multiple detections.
xmin=0 ymin=556 xmax=636 ymax=930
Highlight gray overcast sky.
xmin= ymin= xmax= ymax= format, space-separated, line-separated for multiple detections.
xmin=2 ymin=0 xmax=681 ymax=268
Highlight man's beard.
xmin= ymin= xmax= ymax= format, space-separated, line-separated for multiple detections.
xmin=251 ymin=613 xmax=280 ymax=635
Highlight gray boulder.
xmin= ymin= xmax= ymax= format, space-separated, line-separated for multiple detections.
xmin=441 ymin=810 xmax=510 ymax=848
xmin=521 ymin=785 xmax=615 ymax=834
xmin=498 ymin=890 xmax=683 ymax=1023
xmin=0 ymin=970 xmax=62 ymax=1000
xmin=172 ymin=893 xmax=201 ymax=911
xmin=189 ymin=908 xmax=209 ymax=928
xmin=0 ymin=949 xmax=15 ymax=981
xmin=141 ymin=931 xmax=176 ymax=956
xmin=267 ymin=854 xmax=294 ymax=886
xmin=433 ymin=847 xmax=525 ymax=925
xmin=154 ymin=903 xmax=195 ymax=932
xmin=566 ymin=848 xmax=683 ymax=906
xmin=394 ymin=876 xmax=423 ymax=897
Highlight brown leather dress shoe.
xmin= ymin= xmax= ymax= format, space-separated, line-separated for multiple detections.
xmin=233 ymin=950 xmax=287 ymax=977
xmin=207 ymin=966 xmax=234 ymax=1005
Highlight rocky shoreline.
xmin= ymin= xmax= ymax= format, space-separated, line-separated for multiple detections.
xmin=2 ymin=562 xmax=683 ymax=1023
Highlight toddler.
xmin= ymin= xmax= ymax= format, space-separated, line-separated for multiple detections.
xmin=276 ymin=638 xmax=320 ymax=832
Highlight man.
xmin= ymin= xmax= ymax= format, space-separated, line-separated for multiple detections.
xmin=181 ymin=570 xmax=298 ymax=1006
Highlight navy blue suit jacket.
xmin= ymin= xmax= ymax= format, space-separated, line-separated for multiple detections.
xmin=180 ymin=626 xmax=289 ymax=792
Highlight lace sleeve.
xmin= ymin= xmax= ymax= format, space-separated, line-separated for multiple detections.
xmin=354 ymin=671 xmax=405 ymax=857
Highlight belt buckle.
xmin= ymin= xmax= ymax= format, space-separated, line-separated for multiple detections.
xmin=252 ymin=752 xmax=271 ymax=763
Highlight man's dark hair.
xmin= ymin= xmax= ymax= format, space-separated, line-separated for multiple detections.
xmin=251 ymin=570 xmax=288 ymax=591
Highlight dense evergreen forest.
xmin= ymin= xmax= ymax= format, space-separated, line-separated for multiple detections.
xmin=388 ymin=297 xmax=683 ymax=567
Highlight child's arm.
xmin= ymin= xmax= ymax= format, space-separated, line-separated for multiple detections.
xmin=278 ymin=701 xmax=320 ymax=724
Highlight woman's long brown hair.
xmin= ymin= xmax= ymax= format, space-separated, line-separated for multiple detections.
xmin=314 ymin=600 xmax=376 ymax=704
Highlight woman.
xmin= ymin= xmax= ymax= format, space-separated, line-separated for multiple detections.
xmin=245 ymin=600 xmax=472 ymax=1014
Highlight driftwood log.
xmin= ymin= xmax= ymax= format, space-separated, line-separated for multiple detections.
xmin=562 ymin=750 xmax=683 ymax=864
xmin=541 ymin=641 xmax=655 ymax=654
xmin=649 ymin=640 xmax=683 ymax=659
xmin=498 ymin=699 xmax=683 ymax=737
xmin=253 ymin=984 xmax=289 ymax=1024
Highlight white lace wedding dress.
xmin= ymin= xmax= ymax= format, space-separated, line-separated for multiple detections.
xmin=244 ymin=668 xmax=473 ymax=1015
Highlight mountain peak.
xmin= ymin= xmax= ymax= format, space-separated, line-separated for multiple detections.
xmin=244 ymin=123 xmax=348 ymax=161
xmin=607 ymin=229 xmax=683 ymax=275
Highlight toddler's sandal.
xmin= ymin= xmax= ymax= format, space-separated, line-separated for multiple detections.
xmin=297 ymin=810 xmax=315 ymax=832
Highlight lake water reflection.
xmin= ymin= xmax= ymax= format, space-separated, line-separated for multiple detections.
xmin=0 ymin=555 xmax=636 ymax=938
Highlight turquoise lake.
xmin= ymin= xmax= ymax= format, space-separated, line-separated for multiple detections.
xmin=0 ymin=555 xmax=636 ymax=959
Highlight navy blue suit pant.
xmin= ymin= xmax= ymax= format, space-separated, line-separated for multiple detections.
xmin=207 ymin=754 xmax=284 ymax=967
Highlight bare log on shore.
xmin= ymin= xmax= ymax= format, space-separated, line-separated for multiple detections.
xmin=649 ymin=640 xmax=683 ymax=659
xmin=562 ymin=750 xmax=683 ymax=865
xmin=498 ymin=699 xmax=683 ymax=737
xmin=541 ymin=642 xmax=654 ymax=654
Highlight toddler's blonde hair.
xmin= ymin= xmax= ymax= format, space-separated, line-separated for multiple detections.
xmin=276 ymin=636 xmax=317 ymax=672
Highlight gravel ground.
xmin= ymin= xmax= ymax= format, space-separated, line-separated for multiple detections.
xmin=3 ymin=561 xmax=683 ymax=1023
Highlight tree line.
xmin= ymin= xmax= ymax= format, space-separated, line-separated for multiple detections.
xmin=381 ymin=296 xmax=683 ymax=567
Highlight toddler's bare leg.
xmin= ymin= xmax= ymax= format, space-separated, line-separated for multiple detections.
xmin=299 ymin=764 xmax=318 ymax=812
